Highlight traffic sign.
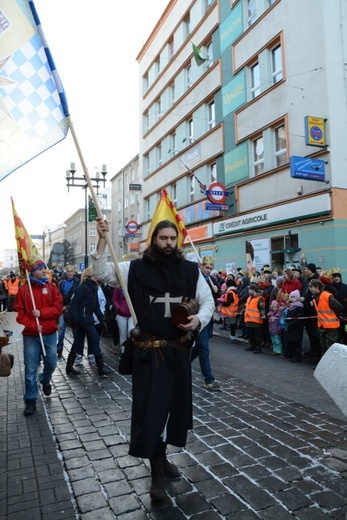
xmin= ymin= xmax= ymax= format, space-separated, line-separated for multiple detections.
xmin=125 ymin=220 xmax=140 ymax=234
xmin=206 ymin=182 xmax=229 ymax=204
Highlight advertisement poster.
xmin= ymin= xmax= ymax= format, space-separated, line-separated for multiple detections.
xmin=245 ymin=238 xmax=270 ymax=270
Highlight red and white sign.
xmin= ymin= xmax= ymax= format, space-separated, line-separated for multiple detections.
xmin=206 ymin=182 xmax=229 ymax=204
xmin=125 ymin=220 xmax=140 ymax=234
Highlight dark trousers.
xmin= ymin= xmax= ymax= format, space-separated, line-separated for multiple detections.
xmin=248 ymin=327 xmax=263 ymax=352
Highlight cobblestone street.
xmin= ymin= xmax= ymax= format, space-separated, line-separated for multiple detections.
xmin=1 ymin=330 xmax=347 ymax=519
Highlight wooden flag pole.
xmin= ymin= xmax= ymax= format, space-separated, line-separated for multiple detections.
xmin=25 ymin=269 xmax=46 ymax=357
xmin=67 ymin=117 xmax=138 ymax=326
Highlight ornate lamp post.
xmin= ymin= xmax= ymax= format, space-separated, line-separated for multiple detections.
xmin=65 ymin=162 xmax=107 ymax=268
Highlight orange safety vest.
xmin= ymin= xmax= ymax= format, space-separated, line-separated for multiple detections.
xmin=220 ymin=289 xmax=239 ymax=318
xmin=244 ymin=295 xmax=263 ymax=324
xmin=313 ymin=291 xmax=340 ymax=329
xmin=6 ymin=278 xmax=20 ymax=296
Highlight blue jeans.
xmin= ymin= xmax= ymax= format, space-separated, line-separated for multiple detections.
xmin=57 ymin=314 xmax=66 ymax=348
xmin=23 ymin=333 xmax=57 ymax=401
xmin=191 ymin=319 xmax=215 ymax=384
xmin=70 ymin=324 xmax=102 ymax=358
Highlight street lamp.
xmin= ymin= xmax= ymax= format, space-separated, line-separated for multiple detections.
xmin=65 ymin=162 xmax=107 ymax=269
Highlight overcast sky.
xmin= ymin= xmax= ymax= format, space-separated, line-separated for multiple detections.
xmin=0 ymin=0 xmax=168 ymax=254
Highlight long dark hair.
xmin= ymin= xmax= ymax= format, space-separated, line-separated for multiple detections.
xmin=144 ymin=220 xmax=184 ymax=262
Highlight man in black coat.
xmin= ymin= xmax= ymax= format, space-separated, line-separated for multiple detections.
xmin=332 ymin=272 xmax=347 ymax=344
xmin=91 ymin=219 xmax=214 ymax=501
xmin=301 ymin=263 xmax=321 ymax=361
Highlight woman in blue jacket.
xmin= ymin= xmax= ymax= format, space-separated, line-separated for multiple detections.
xmin=65 ymin=269 xmax=110 ymax=376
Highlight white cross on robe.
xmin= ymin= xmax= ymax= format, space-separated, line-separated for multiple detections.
xmin=150 ymin=293 xmax=182 ymax=317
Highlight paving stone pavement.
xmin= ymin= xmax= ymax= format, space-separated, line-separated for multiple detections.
xmin=1 ymin=329 xmax=347 ymax=520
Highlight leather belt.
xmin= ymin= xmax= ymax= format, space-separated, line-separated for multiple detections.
xmin=132 ymin=333 xmax=190 ymax=349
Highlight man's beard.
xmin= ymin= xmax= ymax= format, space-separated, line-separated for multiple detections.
xmin=153 ymin=243 xmax=177 ymax=259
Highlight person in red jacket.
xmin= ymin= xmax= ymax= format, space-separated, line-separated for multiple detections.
xmin=13 ymin=257 xmax=63 ymax=417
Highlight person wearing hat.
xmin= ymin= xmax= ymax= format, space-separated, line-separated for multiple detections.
xmin=13 ymin=257 xmax=63 ymax=417
xmin=331 ymin=272 xmax=347 ymax=344
xmin=244 ymin=283 xmax=266 ymax=354
xmin=56 ymin=265 xmax=80 ymax=357
xmin=309 ymin=279 xmax=342 ymax=356
xmin=4 ymin=272 xmax=20 ymax=311
xmin=301 ymin=263 xmax=321 ymax=362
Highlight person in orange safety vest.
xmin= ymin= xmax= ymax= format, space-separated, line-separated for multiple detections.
xmin=244 ymin=283 xmax=266 ymax=354
xmin=309 ymin=279 xmax=342 ymax=356
xmin=4 ymin=273 xmax=20 ymax=311
xmin=218 ymin=278 xmax=239 ymax=342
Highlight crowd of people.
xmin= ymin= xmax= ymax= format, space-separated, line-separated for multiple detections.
xmin=2 ymin=226 xmax=347 ymax=502
xmin=213 ymin=263 xmax=347 ymax=365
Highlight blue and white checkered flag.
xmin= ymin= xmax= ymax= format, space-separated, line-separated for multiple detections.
xmin=0 ymin=0 xmax=69 ymax=181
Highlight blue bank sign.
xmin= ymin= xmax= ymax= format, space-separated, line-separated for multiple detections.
xmin=290 ymin=156 xmax=325 ymax=182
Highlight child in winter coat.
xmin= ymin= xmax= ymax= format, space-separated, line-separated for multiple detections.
xmin=283 ymin=289 xmax=304 ymax=362
xmin=267 ymin=300 xmax=283 ymax=355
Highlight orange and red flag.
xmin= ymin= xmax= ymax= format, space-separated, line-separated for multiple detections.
xmin=146 ymin=189 xmax=188 ymax=248
xmin=11 ymin=198 xmax=40 ymax=277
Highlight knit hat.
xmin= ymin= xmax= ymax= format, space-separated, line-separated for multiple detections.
xmin=292 ymin=267 xmax=302 ymax=274
xmin=289 ymin=290 xmax=301 ymax=300
xmin=249 ymin=283 xmax=261 ymax=292
xmin=319 ymin=276 xmax=332 ymax=285
xmin=28 ymin=257 xmax=46 ymax=274
xmin=306 ymin=263 xmax=316 ymax=273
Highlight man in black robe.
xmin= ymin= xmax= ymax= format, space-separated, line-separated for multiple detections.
xmin=91 ymin=219 xmax=214 ymax=501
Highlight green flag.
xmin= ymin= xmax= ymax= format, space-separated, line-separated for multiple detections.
xmin=192 ymin=43 xmax=207 ymax=67
xmin=88 ymin=196 xmax=97 ymax=222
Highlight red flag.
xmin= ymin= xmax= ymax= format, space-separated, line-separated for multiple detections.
xmin=11 ymin=198 xmax=41 ymax=277
xmin=146 ymin=189 xmax=188 ymax=248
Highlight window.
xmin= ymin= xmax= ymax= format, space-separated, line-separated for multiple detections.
xmin=155 ymin=57 xmax=160 ymax=76
xmin=124 ymin=196 xmax=128 ymax=209
xmin=118 ymin=178 xmax=122 ymax=190
xmin=170 ymin=83 xmax=176 ymax=105
xmin=125 ymin=173 xmax=128 ymax=186
xmin=253 ymin=136 xmax=264 ymax=176
xmin=210 ymin=162 xmax=217 ymax=182
xmin=186 ymin=65 xmax=192 ymax=90
xmin=170 ymin=132 xmax=176 ymax=154
xmin=272 ymin=45 xmax=282 ymax=84
xmin=143 ymin=74 xmax=148 ymax=92
xmin=131 ymin=168 xmax=135 ymax=181
xmin=145 ymin=112 xmax=149 ymax=132
xmin=206 ymin=41 xmax=213 ymax=68
xmin=247 ymin=0 xmax=257 ymax=27
xmin=144 ymin=155 xmax=150 ymax=177
xmin=168 ymin=37 xmax=174 ymax=58
xmin=184 ymin=14 xmax=190 ymax=38
xmin=130 ymin=193 xmax=135 ymax=205
xmin=172 ymin=183 xmax=177 ymax=205
xmin=158 ymin=145 xmax=162 ymax=167
xmin=89 ymin=242 xmax=96 ymax=253
xmin=187 ymin=118 xmax=193 ymax=142
xmin=90 ymin=227 xmax=96 ymax=236
xmin=146 ymin=199 xmax=150 ymax=220
xmin=190 ymin=175 xmax=195 ymax=201
xmin=251 ymin=62 xmax=260 ymax=99
xmin=275 ymin=125 xmax=287 ymax=166
xmin=208 ymin=101 xmax=215 ymax=129
xmin=157 ymin=99 xmax=162 ymax=120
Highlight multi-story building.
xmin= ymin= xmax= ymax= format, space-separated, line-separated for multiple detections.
xmin=65 ymin=205 xmax=112 ymax=272
xmin=138 ymin=0 xmax=347 ymax=273
xmin=2 ymin=249 xmax=19 ymax=271
xmin=110 ymin=155 xmax=142 ymax=260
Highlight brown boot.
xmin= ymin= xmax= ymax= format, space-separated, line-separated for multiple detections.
xmin=163 ymin=458 xmax=180 ymax=479
xmin=149 ymin=458 xmax=167 ymax=500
